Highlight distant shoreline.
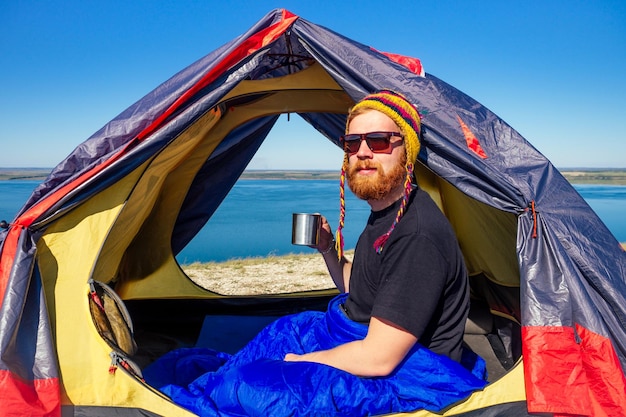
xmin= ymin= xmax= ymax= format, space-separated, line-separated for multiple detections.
xmin=0 ymin=168 xmax=52 ymax=182
xmin=1 ymin=168 xmax=626 ymax=185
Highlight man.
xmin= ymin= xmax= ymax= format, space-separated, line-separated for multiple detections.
xmin=146 ymin=90 xmax=484 ymax=415
xmin=285 ymin=90 xmax=469 ymax=377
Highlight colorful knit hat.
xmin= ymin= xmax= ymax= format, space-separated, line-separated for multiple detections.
xmin=336 ymin=90 xmax=421 ymax=258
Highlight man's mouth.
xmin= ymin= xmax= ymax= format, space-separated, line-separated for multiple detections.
xmin=358 ymin=167 xmax=376 ymax=174
xmin=357 ymin=165 xmax=377 ymax=175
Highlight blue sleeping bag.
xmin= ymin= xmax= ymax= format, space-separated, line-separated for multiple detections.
xmin=143 ymin=294 xmax=487 ymax=416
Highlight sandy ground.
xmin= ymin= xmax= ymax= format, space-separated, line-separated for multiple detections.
xmin=182 ymin=251 xmax=353 ymax=295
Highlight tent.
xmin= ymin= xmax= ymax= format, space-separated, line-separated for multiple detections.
xmin=1 ymin=8 xmax=625 ymax=416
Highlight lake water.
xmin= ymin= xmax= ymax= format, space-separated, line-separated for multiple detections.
xmin=1 ymin=180 xmax=624 ymax=263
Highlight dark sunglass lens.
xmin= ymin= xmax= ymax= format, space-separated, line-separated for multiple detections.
xmin=343 ymin=134 xmax=361 ymax=142
xmin=365 ymin=132 xmax=391 ymax=151
xmin=342 ymin=137 xmax=361 ymax=153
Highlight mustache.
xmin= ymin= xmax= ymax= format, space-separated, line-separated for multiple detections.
xmin=351 ymin=160 xmax=380 ymax=171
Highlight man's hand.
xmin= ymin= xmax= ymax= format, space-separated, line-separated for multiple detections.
xmin=310 ymin=215 xmax=334 ymax=253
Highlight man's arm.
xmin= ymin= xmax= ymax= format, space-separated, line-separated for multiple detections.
xmin=320 ymin=244 xmax=352 ymax=292
xmin=284 ymin=316 xmax=417 ymax=377
xmin=315 ymin=216 xmax=351 ymax=292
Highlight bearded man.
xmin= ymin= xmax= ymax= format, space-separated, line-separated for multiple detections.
xmin=147 ymin=91 xmax=484 ymax=415
xmin=285 ymin=90 xmax=470 ymax=377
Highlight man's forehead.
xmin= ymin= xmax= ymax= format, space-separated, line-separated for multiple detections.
xmin=348 ymin=110 xmax=398 ymax=131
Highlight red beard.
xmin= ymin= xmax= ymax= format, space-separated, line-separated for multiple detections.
xmin=347 ymin=158 xmax=407 ymax=201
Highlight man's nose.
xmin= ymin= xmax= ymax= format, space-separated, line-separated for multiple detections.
xmin=355 ymin=139 xmax=373 ymax=158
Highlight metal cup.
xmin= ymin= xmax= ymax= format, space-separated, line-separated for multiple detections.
xmin=292 ymin=213 xmax=321 ymax=246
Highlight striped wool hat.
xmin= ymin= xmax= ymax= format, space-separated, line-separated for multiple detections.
xmin=336 ymin=90 xmax=421 ymax=258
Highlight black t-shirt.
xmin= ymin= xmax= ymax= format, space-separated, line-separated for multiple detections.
xmin=343 ymin=187 xmax=469 ymax=362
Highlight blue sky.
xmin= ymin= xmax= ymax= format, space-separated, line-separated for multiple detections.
xmin=1 ymin=1 xmax=625 ymax=170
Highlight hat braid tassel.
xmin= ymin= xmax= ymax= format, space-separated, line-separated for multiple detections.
xmin=336 ymin=165 xmax=346 ymax=260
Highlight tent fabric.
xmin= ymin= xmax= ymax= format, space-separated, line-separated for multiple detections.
xmin=0 ymin=7 xmax=625 ymax=416
xmin=143 ymin=294 xmax=487 ymax=416
xmin=0 ymin=228 xmax=60 ymax=417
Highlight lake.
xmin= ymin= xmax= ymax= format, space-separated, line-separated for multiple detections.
xmin=1 ymin=180 xmax=624 ymax=263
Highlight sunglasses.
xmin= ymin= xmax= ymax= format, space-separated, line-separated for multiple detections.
xmin=340 ymin=131 xmax=404 ymax=154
